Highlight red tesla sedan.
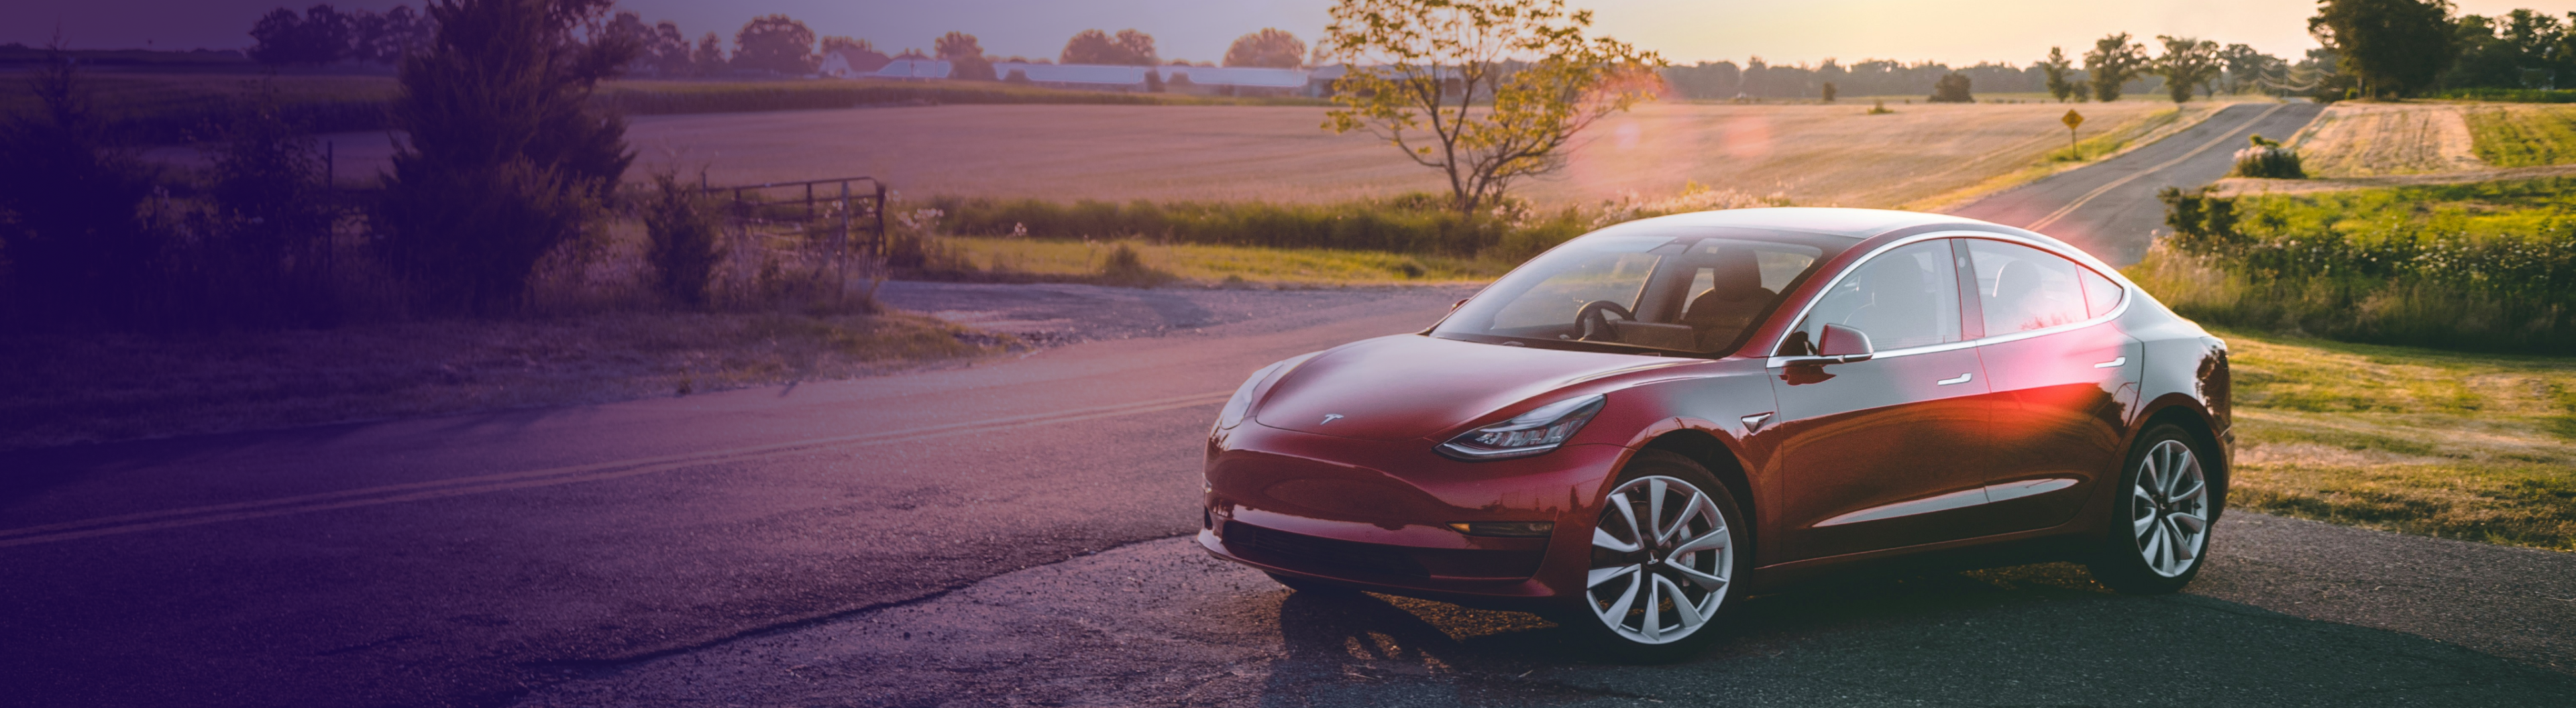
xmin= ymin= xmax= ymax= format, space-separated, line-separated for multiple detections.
xmin=1200 ymin=208 xmax=2231 ymax=659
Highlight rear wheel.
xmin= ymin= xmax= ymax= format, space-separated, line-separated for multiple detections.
xmin=1568 ymin=450 xmax=1746 ymax=662
xmin=2086 ymin=424 xmax=2218 ymax=593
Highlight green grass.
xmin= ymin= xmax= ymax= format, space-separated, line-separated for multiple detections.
xmin=925 ymin=194 xmax=1595 ymax=262
xmin=2463 ymin=104 xmax=2576 ymax=167
xmin=920 ymin=236 xmax=1511 ymax=286
xmin=2143 ymin=178 xmax=2576 ymax=353
xmin=2216 ymin=329 xmax=2576 ymax=550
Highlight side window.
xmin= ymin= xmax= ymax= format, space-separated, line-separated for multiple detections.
xmin=1966 ymin=239 xmax=2092 ymax=335
xmin=2078 ymin=267 xmax=2124 ymax=318
xmin=1783 ymin=240 xmax=1960 ymax=354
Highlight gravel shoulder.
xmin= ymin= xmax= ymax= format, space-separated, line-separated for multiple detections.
xmin=515 ymin=512 xmax=2576 ymax=707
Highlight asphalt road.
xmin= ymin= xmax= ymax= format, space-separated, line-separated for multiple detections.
xmin=1949 ymin=101 xmax=2325 ymax=266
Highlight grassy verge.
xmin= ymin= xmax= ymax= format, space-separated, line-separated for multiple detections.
xmin=2463 ymin=103 xmax=2576 ymax=167
xmin=916 ymin=236 xmax=1510 ymax=287
xmin=0 ymin=311 xmax=1010 ymax=451
xmin=923 ymin=194 xmax=1592 ymax=262
xmin=2145 ymin=178 xmax=2576 ymax=353
xmin=1911 ymin=101 xmax=2224 ymax=212
xmin=2216 ymin=329 xmax=2576 ymax=550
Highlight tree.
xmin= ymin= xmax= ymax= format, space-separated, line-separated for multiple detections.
xmin=1319 ymin=0 xmax=1661 ymax=215
xmin=348 ymin=5 xmax=434 ymax=64
xmin=0 ymin=44 xmax=168 ymax=329
xmin=1224 ymin=28 xmax=1306 ymax=68
xmin=1820 ymin=81 xmax=1837 ymax=102
xmin=1927 ymin=72 xmax=1972 ymax=102
xmin=2041 ymin=46 xmax=2078 ymax=101
xmin=1062 ymin=28 xmax=1156 ymax=65
xmin=2310 ymin=0 xmax=2459 ymax=97
xmin=248 ymin=5 xmax=354 ymax=65
xmin=2216 ymin=44 xmax=2281 ymax=94
xmin=2084 ymin=32 xmax=2148 ymax=102
xmin=692 ymin=31 xmax=726 ymax=74
xmin=936 ymin=31 xmax=996 ymax=80
xmin=374 ymin=0 xmax=639 ymax=315
xmin=2152 ymin=36 xmax=2223 ymax=102
xmin=733 ymin=14 xmax=815 ymax=75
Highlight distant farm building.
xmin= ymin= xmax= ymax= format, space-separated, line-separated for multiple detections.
xmin=817 ymin=47 xmax=892 ymax=78
xmin=872 ymin=58 xmax=954 ymax=81
xmin=988 ymin=62 xmax=1315 ymax=96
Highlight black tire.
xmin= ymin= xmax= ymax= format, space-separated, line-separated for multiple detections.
xmin=1560 ymin=450 xmax=1749 ymax=663
xmin=2086 ymin=423 xmax=2220 ymax=594
xmin=1266 ymin=571 xmax=1358 ymax=595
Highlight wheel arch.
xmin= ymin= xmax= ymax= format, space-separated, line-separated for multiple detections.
xmin=1636 ymin=429 xmax=1758 ymax=559
xmin=2133 ymin=397 xmax=2229 ymax=516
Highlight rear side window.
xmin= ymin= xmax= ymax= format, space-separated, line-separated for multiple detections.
xmin=2078 ymin=267 xmax=2123 ymax=318
xmin=1966 ymin=239 xmax=2091 ymax=335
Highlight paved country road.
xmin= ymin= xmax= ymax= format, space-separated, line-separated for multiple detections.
xmin=1949 ymin=101 xmax=2326 ymax=266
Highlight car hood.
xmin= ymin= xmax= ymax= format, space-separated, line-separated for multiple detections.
xmin=1252 ymin=335 xmax=1680 ymax=442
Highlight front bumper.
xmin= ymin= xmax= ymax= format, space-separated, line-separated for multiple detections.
xmin=1199 ymin=422 xmax=1627 ymax=610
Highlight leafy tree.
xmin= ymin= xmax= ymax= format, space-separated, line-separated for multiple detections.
xmin=2153 ymin=36 xmax=2223 ymax=102
xmin=2310 ymin=0 xmax=2459 ymax=97
xmin=1224 ymin=28 xmax=1306 ymax=68
xmin=248 ymin=5 xmax=353 ymax=65
xmin=191 ymin=80 xmax=340 ymax=327
xmin=2216 ymin=44 xmax=2282 ymax=94
xmin=0 ymin=45 xmax=168 ymax=328
xmin=2084 ymin=32 xmax=2148 ymax=102
xmin=692 ymin=31 xmax=726 ymax=74
xmin=936 ymin=32 xmax=996 ymax=80
xmin=1927 ymin=72 xmax=1972 ymax=102
xmin=374 ymin=0 xmax=639 ymax=315
xmin=1319 ymin=0 xmax=1661 ymax=215
xmin=349 ymin=5 xmax=434 ymax=64
xmin=1061 ymin=28 xmax=1157 ymax=65
xmin=1820 ymin=81 xmax=1836 ymax=102
xmin=2040 ymin=46 xmax=2077 ymax=101
xmin=733 ymin=14 xmax=815 ymax=74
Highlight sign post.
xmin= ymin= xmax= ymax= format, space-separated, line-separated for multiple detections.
xmin=2061 ymin=109 xmax=2086 ymax=158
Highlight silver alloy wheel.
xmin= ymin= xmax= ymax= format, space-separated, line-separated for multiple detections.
xmin=1587 ymin=475 xmax=1732 ymax=645
xmin=2131 ymin=439 xmax=2210 ymax=577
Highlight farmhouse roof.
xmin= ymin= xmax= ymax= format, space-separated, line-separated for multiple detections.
xmin=875 ymin=59 xmax=953 ymax=79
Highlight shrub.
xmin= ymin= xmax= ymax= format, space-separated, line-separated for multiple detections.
xmin=1095 ymin=242 xmax=1173 ymax=287
xmin=376 ymin=0 xmax=637 ymax=315
xmin=178 ymin=80 xmax=343 ymax=328
xmin=2230 ymin=134 xmax=2305 ymax=179
xmin=641 ymin=172 xmax=720 ymax=307
xmin=1927 ymin=73 xmax=1973 ymax=103
xmin=0 ymin=48 xmax=171 ymax=329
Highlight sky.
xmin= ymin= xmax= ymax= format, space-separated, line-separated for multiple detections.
xmin=12 ymin=0 xmax=2576 ymax=68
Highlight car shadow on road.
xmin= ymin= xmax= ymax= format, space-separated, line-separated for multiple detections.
xmin=1252 ymin=563 xmax=2576 ymax=707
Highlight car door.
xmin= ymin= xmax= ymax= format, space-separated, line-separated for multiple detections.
xmin=1766 ymin=239 xmax=1994 ymax=562
xmin=1961 ymin=238 xmax=2143 ymax=532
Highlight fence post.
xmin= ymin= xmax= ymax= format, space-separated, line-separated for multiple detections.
xmin=839 ymin=180 xmax=852 ymax=298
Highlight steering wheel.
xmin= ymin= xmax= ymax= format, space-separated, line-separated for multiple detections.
xmin=1574 ymin=300 xmax=1635 ymax=341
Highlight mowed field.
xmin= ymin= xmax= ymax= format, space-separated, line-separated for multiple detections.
xmin=2292 ymin=102 xmax=2486 ymax=177
xmin=286 ymin=101 xmax=2167 ymax=207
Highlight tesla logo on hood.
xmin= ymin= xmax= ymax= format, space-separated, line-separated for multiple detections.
xmin=1320 ymin=414 xmax=1346 ymax=424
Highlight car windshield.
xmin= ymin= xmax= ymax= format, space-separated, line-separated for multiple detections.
xmin=1432 ymin=227 xmax=1847 ymax=355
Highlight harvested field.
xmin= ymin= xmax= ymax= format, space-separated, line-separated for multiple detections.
xmin=273 ymin=101 xmax=2167 ymax=209
xmin=2291 ymin=102 xmax=2485 ymax=177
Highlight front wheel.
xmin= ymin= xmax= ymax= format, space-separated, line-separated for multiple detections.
xmin=1566 ymin=450 xmax=1746 ymax=662
xmin=2086 ymin=424 xmax=2218 ymax=593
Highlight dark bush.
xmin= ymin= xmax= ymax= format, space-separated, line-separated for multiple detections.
xmin=0 ymin=49 xmax=170 ymax=329
xmin=641 ymin=172 xmax=720 ymax=307
xmin=177 ymin=80 xmax=343 ymax=328
xmin=1927 ymin=72 xmax=1973 ymax=103
xmin=375 ymin=0 xmax=637 ymax=315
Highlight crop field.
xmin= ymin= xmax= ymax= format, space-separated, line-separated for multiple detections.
xmin=2464 ymin=103 xmax=2576 ymax=168
xmin=284 ymin=100 xmax=2173 ymax=209
xmin=2291 ymin=102 xmax=2485 ymax=177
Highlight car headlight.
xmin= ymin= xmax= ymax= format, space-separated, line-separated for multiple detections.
xmin=1436 ymin=394 xmax=1607 ymax=461
xmin=1215 ymin=360 xmax=1290 ymax=430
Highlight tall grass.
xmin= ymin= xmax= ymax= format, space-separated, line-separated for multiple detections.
xmin=2140 ymin=182 xmax=2576 ymax=353
xmin=926 ymin=193 xmax=1597 ymax=262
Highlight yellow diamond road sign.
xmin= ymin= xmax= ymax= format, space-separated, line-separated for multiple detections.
xmin=2062 ymin=109 xmax=2085 ymax=129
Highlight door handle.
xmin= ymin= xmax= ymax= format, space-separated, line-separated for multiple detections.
xmin=1936 ymin=373 xmax=1973 ymax=386
xmin=2092 ymin=356 xmax=2127 ymax=369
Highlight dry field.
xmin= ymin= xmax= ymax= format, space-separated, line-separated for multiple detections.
xmin=285 ymin=101 xmax=2169 ymax=209
xmin=2290 ymin=102 xmax=2486 ymax=177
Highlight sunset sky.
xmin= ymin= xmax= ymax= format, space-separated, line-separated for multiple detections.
xmin=11 ymin=0 xmax=2576 ymax=67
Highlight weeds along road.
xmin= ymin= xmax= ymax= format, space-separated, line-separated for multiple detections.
xmin=1949 ymin=101 xmax=2326 ymax=266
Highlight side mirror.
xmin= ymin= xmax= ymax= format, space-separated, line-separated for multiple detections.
xmin=1817 ymin=323 xmax=1875 ymax=359
xmin=1780 ymin=323 xmax=1875 ymax=366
